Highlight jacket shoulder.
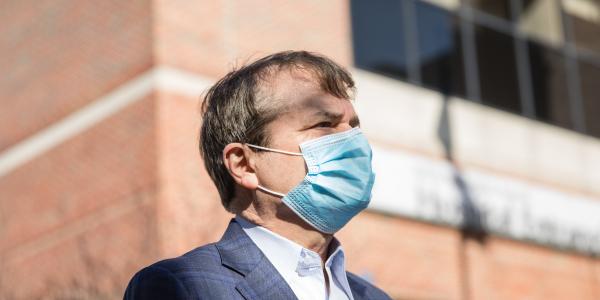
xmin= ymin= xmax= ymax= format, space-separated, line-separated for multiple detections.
xmin=124 ymin=263 xmax=191 ymax=300
xmin=346 ymin=272 xmax=393 ymax=300
xmin=124 ymin=243 xmax=241 ymax=300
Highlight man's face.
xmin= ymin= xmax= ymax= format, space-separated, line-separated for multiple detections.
xmin=252 ymin=68 xmax=360 ymax=204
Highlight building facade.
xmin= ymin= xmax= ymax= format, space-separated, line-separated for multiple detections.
xmin=0 ymin=0 xmax=599 ymax=299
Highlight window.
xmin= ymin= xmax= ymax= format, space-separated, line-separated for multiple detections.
xmin=350 ymin=0 xmax=600 ymax=138
xmin=569 ymin=16 xmax=600 ymax=54
xmin=475 ymin=25 xmax=521 ymax=113
xmin=528 ymin=40 xmax=572 ymax=128
xmin=416 ymin=1 xmax=466 ymax=97
xmin=351 ymin=0 xmax=409 ymax=80
xmin=519 ymin=0 xmax=564 ymax=46
xmin=467 ymin=0 xmax=512 ymax=20
xmin=563 ymin=0 xmax=600 ymax=54
xmin=579 ymin=60 xmax=600 ymax=137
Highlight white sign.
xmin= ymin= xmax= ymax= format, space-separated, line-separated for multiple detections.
xmin=368 ymin=144 xmax=600 ymax=255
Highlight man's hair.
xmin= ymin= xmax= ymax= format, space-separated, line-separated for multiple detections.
xmin=199 ymin=50 xmax=355 ymax=211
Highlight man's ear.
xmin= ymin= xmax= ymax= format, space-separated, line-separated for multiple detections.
xmin=223 ymin=143 xmax=259 ymax=190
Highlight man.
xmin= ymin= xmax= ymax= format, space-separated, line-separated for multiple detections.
xmin=124 ymin=51 xmax=391 ymax=299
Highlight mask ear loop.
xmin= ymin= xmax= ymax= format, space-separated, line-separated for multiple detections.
xmin=245 ymin=144 xmax=304 ymax=156
xmin=257 ymin=185 xmax=286 ymax=197
xmin=244 ymin=143 xmax=304 ymax=198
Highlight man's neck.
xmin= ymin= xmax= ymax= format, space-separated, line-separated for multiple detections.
xmin=238 ymin=210 xmax=334 ymax=263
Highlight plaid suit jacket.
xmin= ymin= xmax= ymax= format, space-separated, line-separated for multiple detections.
xmin=124 ymin=219 xmax=391 ymax=300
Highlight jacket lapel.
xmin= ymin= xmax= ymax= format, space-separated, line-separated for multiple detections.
xmin=346 ymin=272 xmax=372 ymax=300
xmin=216 ymin=219 xmax=298 ymax=300
xmin=349 ymin=285 xmax=367 ymax=300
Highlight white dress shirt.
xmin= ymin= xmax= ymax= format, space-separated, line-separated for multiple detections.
xmin=236 ymin=216 xmax=354 ymax=300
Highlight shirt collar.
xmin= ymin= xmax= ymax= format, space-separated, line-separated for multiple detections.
xmin=235 ymin=216 xmax=346 ymax=277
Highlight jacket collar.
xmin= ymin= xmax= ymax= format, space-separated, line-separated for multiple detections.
xmin=215 ymin=219 xmax=298 ymax=300
xmin=215 ymin=219 xmax=375 ymax=300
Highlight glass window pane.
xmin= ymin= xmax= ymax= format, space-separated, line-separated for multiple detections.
xmin=475 ymin=25 xmax=522 ymax=113
xmin=579 ymin=59 xmax=600 ymax=137
xmin=563 ymin=0 xmax=600 ymax=54
xmin=350 ymin=0 xmax=408 ymax=80
xmin=569 ymin=16 xmax=600 ymax=54
xmin=416 ymin=1 xmax=466 ymax=97
xmin=421 ymin=0 xmax=460 ymax=11
xmin=528 ymin=41 xmax=572 ymax=128
xmin=519 ymin=0 xmax=564 ymax=46
xmin=468 ymin=0 xmax=512 ymax=20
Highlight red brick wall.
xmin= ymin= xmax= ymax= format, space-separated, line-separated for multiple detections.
xmin=466 ymin=237 xmax=598 ymax=300
xmin=339 ymin=213 xmax=462 ymax=299
xmin=154 ymin=91 xmax=232 ymax=256
xmin=153 ymin=0 xmax=352 ymax=77
xmin=340 ymin=212 xmax=600 ymax=300
xmin=0 ymin=95 xmax=159 ymax=299
xmin=0 ymin=0 xmax=153 ymax=151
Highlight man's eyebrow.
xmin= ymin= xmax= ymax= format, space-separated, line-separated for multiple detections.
xmin=311 ymin=110 xmax=361 ymax=127
xmin=312 ymin=110 xmax=344 ymax=121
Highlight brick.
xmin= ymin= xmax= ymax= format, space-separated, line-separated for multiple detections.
xmin=0 ymin=0 xmax=152 ymax=151
xmin=152 ymin=0 xmax=352 ymax=78
xmin=0 ymin=95 xmax=157 ymax=253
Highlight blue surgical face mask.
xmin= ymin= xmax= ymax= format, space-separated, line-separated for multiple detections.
xmin=246 ymin=127 xmax=375 ymax=233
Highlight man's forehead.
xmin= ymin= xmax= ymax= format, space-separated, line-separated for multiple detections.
xmin=260 ymin=67 xmax=321 ymax=94
xmin=293 ymin=93 xmax=352 ymax=111
xmin=261 ymin=68 xmax=352 ymax=109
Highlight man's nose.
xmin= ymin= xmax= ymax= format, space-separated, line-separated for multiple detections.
xmin=337 ymin=123 xmax=354 ymax=132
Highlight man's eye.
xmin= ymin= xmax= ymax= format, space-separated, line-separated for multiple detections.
xmin=314 ymin=121 xmax=333 ymax=128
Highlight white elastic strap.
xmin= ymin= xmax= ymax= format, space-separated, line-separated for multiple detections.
xmin=257 ymin=185 xmax=286 ymax=198
xmin=246 ymin=144 xmax=303 ymax=156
